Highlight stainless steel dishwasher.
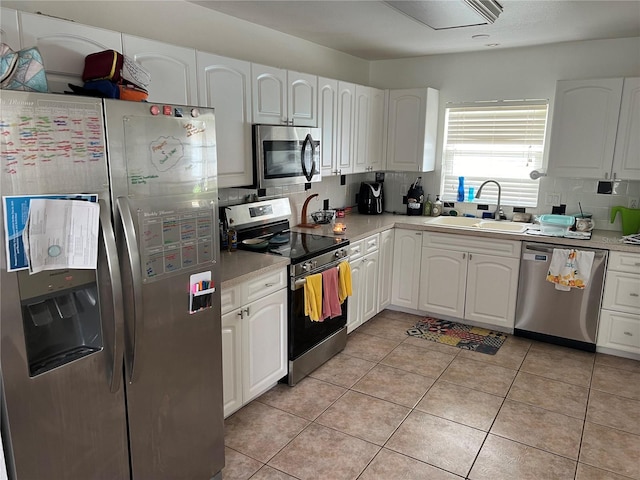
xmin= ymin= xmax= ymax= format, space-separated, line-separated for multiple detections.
xmin=514 ymin=242 xmax=608 ymax=351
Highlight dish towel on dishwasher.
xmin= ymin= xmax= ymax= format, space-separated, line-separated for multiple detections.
xmin=338 ymin=261 xmax=352 ymax=304
xmin=322 ymin=268 xmax=342 ymax=319
xmin=546 ymin=248 xmax=595 ymax=291
xmin=304 ymin=273 xmax=323 ymax=321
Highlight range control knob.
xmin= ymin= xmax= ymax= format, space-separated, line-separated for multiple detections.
xmin=302 ymin=262 xmax=312 ymax=272
xmin=334 ymin=249 xmax=346 ymax=258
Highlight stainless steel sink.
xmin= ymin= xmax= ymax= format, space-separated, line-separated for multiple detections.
xmin=425 ymin=216 xmax=531 ymax=233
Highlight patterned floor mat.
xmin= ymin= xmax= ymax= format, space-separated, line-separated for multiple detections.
xmin=406 ymin=317 xmax=507 ymax=355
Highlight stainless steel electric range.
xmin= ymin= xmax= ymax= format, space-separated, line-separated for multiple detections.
xmin=225 ymin=198 xmax=349 ymax=385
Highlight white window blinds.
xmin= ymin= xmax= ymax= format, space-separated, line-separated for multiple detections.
xmin=441 ymin=101 xmax=548 ymax=208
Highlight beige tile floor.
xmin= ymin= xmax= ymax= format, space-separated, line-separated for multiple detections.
xmin=223 ymin=309 xmax=640 ymax=480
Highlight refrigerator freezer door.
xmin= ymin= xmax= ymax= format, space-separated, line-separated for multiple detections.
xmin=0 ymin=91 xmax=129 ymax=479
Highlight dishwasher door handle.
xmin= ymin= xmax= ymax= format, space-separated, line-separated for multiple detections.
xmin=524 ymin=244 xmax=608 ymax=258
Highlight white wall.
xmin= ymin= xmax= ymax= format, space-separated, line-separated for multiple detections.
xmin=371 ymin=37 xmax=640 ymax=230
xmin=1 ymin=1 xmax=369 ymax=84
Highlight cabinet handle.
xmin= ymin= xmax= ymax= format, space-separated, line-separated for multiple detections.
xmin=462 ymin=252 xmax=466 ymax=259
xmin=265 ymin=283 xmax=274 ymax=287
xmin=630 ymin=293 xmax=639 ymax=297
xmin=624 ymin=331 xmax=633 ymax=336
xmin=469 ymin=253 xmax=473 ymax=260
xmin=245 ymin=307 xmax=250 ymax=316
xmin=237 ymin=310 xmax=244 ymax=319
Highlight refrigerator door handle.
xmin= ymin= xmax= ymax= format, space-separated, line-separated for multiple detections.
xmin=117 ymin=196 xmax=144 ymax=384
xmin=99 ymin=199 xmax=125 ymax=393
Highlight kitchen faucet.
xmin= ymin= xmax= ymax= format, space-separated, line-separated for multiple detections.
xmin=475 ymin=180 xmax=507 ymax=220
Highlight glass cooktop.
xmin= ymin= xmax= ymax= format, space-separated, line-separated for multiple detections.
xmin=267 ymin=231 xmax=348 ymax=263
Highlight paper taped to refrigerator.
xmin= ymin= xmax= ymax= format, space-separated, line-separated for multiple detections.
xmin=22 ymin=198 xmax=99 ymax=274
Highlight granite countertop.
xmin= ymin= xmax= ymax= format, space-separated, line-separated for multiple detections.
xmin=293 ymin=213 xmax=640 ymax=253
xmin=221 ymin=213 xmax=638 ymax=287
xmin=219 ymin=249 xmax=290 ymax=288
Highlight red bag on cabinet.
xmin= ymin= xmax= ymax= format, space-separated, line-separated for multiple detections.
xmin=82 ymin=50 xmax=123 ymax=83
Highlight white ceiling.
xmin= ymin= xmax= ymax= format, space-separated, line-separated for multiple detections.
xmin=190 ymin=0 xmax=640 ymax=60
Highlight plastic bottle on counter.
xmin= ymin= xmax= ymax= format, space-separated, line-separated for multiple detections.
xmin=423 ymin=194 xmax=432 ymax=216
xmin=432 ymin=195 xmax=443 ymax=217
xmin=227 ymin=228 xmax=237 ymax=252
xmin=457 ymin=177 xmax=465 ymax=202
xmin=220 ymin=220 xmax=228 ymax=251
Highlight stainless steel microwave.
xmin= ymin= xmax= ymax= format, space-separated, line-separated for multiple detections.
xmin=253 ymin=124 xmax=321 ymax=189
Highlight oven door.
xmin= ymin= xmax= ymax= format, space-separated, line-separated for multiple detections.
xmin=289 ymin=265 xmax=347 ymax=361
xmin=254 ymin=125 xmax=321 ymax=188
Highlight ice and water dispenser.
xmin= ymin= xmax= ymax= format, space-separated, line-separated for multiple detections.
xmin=18 ymin=268 xmax=103 ymax=377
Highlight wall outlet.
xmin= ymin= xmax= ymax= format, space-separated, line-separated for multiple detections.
xmin=629 ymin=197 xmax=640 ymax=209
xmin=545 ymin=192 xmax=561 ymax=205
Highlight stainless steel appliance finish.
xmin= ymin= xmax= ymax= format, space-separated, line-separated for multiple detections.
xmin=514 ymin=242 xmax=608 ymax=351
xmin=1 ymin=91 xmax=224 ymax=480
xmin=230 ymin=199 xmax=349 ymax=386
xmin=253 ymin=124 xmax=321 ymax=189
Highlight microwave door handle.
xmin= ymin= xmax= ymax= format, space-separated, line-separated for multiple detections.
xmin=301 ymin=134 xmax=314 ymax=181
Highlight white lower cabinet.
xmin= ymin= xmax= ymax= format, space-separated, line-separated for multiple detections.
xmin=221 ymin=269 xmax=287 ymax=418
xmin=378 ymin=229 xmax=394 ymax=311
xmin=347 ymin=234 xmax=380 ymax=333
xmin=391 ymin=229 xmax=424 ymax=310
xmin=418 ymin=232 xmax=520 ymax=330
xmin=598 ymin=251 xmax=640 ymax=357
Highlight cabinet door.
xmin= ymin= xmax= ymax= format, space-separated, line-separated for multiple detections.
xmin=347 ymin=258 xmax=363 ymax=333
xmin=378 ymin=229 xmax=394 ymax=311
xmin=243 ymin=289 xmax=287 ymax=402
xmin=288 ymin=71 xmax=317 ymax=127
xmin=336 ymin=82 xmax=355 ymax=174
xmin=197 ymin=52 xmax=253 ymax=188
xmin=418 ymin=247 xmax=466 ymax=318
xmin=386 ymin=88 xmax=438 ymax=172
xmin=465 ymin=253 xmax=519 ymax=328
xmin=19 ymin=12 xmax=123 ymax=94
xmin=362 ymin=251 xmax=380 ymax=323
xmin=1 ymin=7 xmax=20 ymax=48
xmin=353 ymin=85 xmax=371 ymax=173
xmin=252 ymin=63 xmax=286 ymax=124
xmin=612 ymin=77 xmax=640 ymax=180
xmin=391 ymin=229 xmax=423 ymax=310
xmin=123 ymin=35 xmax=197 ymax=105
xmin=548 ymin=78 xmax=624 ymax=179
xmin=222 ymin=310 xmax=243 ymax=418
xmin=318 ymin=77 xmax=339 ymax=176
xmin=368 ymin=87 xmax=386 ymax=172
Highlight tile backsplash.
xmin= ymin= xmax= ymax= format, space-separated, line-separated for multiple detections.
xmin=219 ymin=173 xmax=639 ymax=233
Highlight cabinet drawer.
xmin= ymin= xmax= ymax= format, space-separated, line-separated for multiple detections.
xmin=221 ymin=284 xmax=242 ymax=315
xmin=363 ymin=233 xmax=380 ymax=254
xmin=603 ymin=271 xmax=640 ymax=314
xmin=608 ymin=251 xmax=640 ymax=274
xmin=244 ymin=268 xmax=287 ymax=304
xmin=598 ymin=309 xmax=640 ymax=353
xmin=348 ymin=240 xmax=364 ymax=260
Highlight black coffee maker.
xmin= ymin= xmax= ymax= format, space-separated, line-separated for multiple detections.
xmin=358 ymin=182 xmax=384 ymax=215
xmin=406 ymin=177 xmax=424 ymax=216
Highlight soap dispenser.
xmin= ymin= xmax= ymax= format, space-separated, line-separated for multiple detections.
xmin=432 ymin=195 xmax=443 ymax=217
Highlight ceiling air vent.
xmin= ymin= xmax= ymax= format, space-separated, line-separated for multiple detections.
xmin=384 ymin=0 xmax=503 ymax=30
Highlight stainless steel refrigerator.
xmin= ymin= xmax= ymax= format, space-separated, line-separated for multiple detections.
xmin=0 ymin=91 xmax=224 ymax=479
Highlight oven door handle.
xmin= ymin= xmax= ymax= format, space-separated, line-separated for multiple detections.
xmin=292 ymin=259 xmax=346 ymax=290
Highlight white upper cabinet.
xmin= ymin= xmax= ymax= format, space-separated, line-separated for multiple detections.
xmin=122 ymin=35 xmax=197 ymax=105
xmin=368 ymin=87 xmax=386 ymax=172
xmin=252 ymin=64 xmax=317 ymax=126
xmin=386 ymin=87 xmax=439 ymax=172
xmin=318 ymin=77 xmax=339 ymax=176
xmin=1 ymin=8 xmax=20 ymax=48
xmin=197 ymin=52 xmax=253 ymax=188
xmin=353 ymin=85 xmax=371 ymax=174
xmin=612 ymin=77 xmax=640 ymax=181
xmin=336 ymin=81 xmax=356 ymax=175
xmin=19 ymin=12 xmax=122 ymax=94
xmin=547 ymin=78 xmax=625 ymax=179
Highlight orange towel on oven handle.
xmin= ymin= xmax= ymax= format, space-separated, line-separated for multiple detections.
xmin=338 ymin=261 xmax=352 ymax=304
xmin=304 ymin=273 xmax=323 ymax=322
